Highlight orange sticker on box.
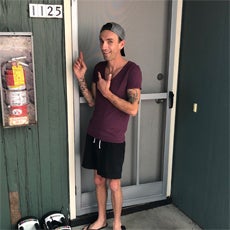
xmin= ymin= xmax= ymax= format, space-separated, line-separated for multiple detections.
xmin=12 ymin=65 xmax=25 ymax=86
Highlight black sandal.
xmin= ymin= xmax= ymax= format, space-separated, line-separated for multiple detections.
xmin=82 ymin=223 xmax=108 ymax=230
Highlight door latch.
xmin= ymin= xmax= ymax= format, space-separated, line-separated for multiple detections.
xmin=169 ymin=91 xmax=174 ymax=109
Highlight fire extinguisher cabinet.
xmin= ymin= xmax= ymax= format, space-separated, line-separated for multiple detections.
xmin=0 ymin=32 xmax=37 ymax=128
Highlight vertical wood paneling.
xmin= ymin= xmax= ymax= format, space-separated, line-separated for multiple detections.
xmin=172 ymin=1 xmax=229 ymax=229
xmin=0 ymin=129 xmax=11 ymax=229
xmin=0 ymin=0 xmax=69 ymax=228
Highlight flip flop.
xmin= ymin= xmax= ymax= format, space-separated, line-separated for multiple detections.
xmin=82 ymin=223 xmax=108 ymax=230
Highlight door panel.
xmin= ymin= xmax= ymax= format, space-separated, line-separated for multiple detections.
xmin=74 ymin=0 xmax=172 ymax=215
xmin=139 ymin=100 xmax=166 ymax=183
xmin=80 ymin=104 xmax=93 ymax=192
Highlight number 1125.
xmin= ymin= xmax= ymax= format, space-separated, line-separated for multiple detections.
xmin=29 ymin=4 xmax=63 ymax=18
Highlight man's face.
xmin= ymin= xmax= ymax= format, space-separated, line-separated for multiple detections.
xmin=99 ymin=30 xmax=124 ymax=61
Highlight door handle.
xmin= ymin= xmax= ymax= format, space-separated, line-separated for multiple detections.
xmin=169 ymin=91 xmax=174 ymax=109
xmin=155 ymin=98 xmax=165 ymax=104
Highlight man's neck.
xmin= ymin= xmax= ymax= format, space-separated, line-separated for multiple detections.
xmin=107 ymin=57 xmax=127 ymax=72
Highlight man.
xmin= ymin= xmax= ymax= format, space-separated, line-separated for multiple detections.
xmin=73 ymin=22 xmax=142 ymax=230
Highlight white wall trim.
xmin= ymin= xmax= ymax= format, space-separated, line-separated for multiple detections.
xmin=64 ymin=0 xmax=76 ymax=219
xmin=166 ymin=0 xmax=183 ymax=196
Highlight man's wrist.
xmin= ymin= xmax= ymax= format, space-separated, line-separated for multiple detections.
xmin=78 ymin=76 xmax=85 ymax=82
xmin=105 ymin=90 xmax=114 ymax=100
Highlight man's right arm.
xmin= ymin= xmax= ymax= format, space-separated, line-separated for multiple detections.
xmin=73 ymin=52 xmax=95 ymax=107
xmin=77 ymin=76 xmax=95 ymax=107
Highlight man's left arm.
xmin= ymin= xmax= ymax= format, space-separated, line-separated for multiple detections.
xmin=108 ymin=88 xmax=141 ymax=116
xmin=97 ymin=72 xmax=141 ymax=116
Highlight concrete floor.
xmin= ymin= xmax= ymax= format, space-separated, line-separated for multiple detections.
xmin=72 ymin=204 xmax=201 ymax=230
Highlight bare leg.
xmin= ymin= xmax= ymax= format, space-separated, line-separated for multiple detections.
xmin=83 ymin=171 xmax=107 ymax=230
xmin=109 ymin=179 xmax=123 ymax=230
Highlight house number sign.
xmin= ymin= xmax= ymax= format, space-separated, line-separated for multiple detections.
xmin=29 ymin=4 xmax=63 ymax=18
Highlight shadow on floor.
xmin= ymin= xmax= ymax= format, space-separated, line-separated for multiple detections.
xmin=72 ymin=204 xmax=201 ymax=230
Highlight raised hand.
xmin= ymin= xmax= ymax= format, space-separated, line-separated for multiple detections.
xmin=97 ymin=72 xmax=112 ymax=98
xmin=73 ymin=51 xmax=87 ymax=79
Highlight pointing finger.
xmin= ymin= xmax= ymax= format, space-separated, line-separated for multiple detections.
xmin=79 ymin=51 xmax=84 ymax=61
xmin=97 ymin=72 xmax=102 ymax=80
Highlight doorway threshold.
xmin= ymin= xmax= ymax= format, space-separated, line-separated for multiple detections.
xmin=70 ymin=197 xmax=172 ymax=227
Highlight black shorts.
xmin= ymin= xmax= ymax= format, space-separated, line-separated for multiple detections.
xmin=82 ymin=134 xmax=125 ymax=179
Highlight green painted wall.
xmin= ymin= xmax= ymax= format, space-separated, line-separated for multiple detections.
xmin=172 ymin=1 xmax=229 ymax=229
xmin=0 ymin=0 xmax=69 ymax=229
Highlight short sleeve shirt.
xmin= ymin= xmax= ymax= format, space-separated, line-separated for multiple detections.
xmin=87 ymin=61 xmax=142 ymax=143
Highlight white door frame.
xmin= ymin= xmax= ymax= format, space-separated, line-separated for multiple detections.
xmin=64 ymin=0 xmax=183 ymax=219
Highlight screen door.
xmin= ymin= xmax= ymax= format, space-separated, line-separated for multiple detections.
xmin=72 ymin=0 xmax=178 ymax=215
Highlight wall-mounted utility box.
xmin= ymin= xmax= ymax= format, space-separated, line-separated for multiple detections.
xmin=0 ymin=32 xmax=37 ymax=128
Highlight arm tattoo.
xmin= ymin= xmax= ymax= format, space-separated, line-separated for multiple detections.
xmin=128 ymin=89 xmax=139 ymax=104
xmin=78 ymin=77 xmax=94 ymax=106
xmin=78 ymin=77 xmax=87 ymax=93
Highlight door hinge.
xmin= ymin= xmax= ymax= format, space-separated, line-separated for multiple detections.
xmin=169 ymin=91 xmax=174 ymax=109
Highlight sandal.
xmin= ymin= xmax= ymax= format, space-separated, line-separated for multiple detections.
xmin=82 ymin=222 xmax=108 ymax=230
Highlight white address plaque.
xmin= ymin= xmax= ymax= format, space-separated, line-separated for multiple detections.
xmin=29 ymin=4 xmax=63 ymax=18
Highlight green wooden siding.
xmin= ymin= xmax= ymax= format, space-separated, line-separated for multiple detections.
xmin=0 ymin=0 xmax=69 ymax=229
xmin=172 ymin=1 xmax=229 ymax=229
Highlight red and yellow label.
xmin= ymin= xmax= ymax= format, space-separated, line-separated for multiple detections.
xmin=12 ymin=64 xmax=25 ymax=86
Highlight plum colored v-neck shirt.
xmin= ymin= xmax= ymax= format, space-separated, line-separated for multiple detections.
xmin=87 ymin=61 xmax=142 ymax=143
